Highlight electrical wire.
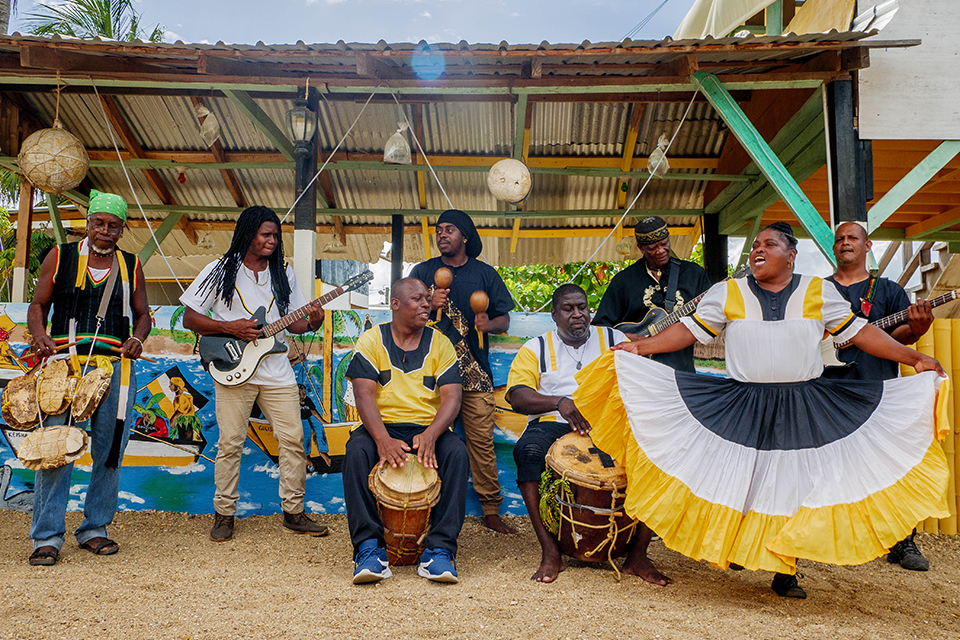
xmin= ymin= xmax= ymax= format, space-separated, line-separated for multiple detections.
xmin=621 ymin=0 xmax=673 ymax=41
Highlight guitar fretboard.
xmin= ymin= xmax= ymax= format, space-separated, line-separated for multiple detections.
xmin=835 ymin=289 xmax=959 ymax=348
xmin=261 ymin=287 xmax=346 ymax=337
xmin=648 ymin=265 xmax=749 ymax=335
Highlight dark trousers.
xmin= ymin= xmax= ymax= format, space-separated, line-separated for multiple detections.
xmin=343 ymin=424 xmax=469 ymax=556
xmin=513 ymin=420 xmax=572 ymax=484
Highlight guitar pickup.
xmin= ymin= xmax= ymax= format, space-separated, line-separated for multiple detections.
xmin=225 ymin=342 xmax=241 ymax=362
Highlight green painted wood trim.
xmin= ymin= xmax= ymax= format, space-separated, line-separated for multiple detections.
xmin=222 ymin=89 xmax=296 ymax=161
xmin=737 ymin=213 xmax=765 ymax=269
xmin=766 ymin=0 xmax=783 ymax=35
xmin=866 ymin=140 xmax=960 ymax=231
xmin=718 ymin=129 xmax=826 ymax=233
xmin=695 ymin=71 xmax=834 ymax=264
xmin=513 ymin=93 xmax=529 ymax=161
xmin=717 ymin=116 xmax=825 ymax=230
xmin=706 ymin=88 xmax=824 ymax=215
xmin=138 ymin=210 xmax=185 ymax=264
xmin=45 ymin=194 xmax=67 ymax=245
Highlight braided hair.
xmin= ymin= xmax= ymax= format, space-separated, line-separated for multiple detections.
xmin=763 ymin=221 xmax=798 ymax=249
xmin=198 ymin=206 xmax=292 ymax=314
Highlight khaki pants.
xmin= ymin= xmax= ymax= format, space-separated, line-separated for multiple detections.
xmin=460 ymin=390 xmax=502 ymax=516
xmin=212 ymin=382 xmax=307 ymax=516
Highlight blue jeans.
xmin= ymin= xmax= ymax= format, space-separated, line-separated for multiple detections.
xmin=303 ymin=416 xmax=328 ymax=457
xmin=30 ymin=363 xmax=135 ymax=550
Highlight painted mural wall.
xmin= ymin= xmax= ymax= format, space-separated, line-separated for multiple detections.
xmin=0 ymin=304 xmax=562 ymax=518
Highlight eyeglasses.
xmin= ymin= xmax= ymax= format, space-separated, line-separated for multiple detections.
xmin=89 ymin=218 xmax=124 ymax=235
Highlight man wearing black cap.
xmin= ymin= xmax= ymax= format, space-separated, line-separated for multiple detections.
xmin=593 ymin=216 xmax=711 ymax=372
xmin=410 ymin=210 xmax=517 ymax=534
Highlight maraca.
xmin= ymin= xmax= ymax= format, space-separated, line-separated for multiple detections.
xmin=434 ymin=267 xmax=453 ymax=322
xmin=470 ymin=290 xmax=489 ymax=348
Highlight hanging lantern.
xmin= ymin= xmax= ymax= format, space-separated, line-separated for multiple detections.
xmin=18 ymin=121 xmax=89 ymax=195
xmin=487 ymin=158 xmax=531 ymax=203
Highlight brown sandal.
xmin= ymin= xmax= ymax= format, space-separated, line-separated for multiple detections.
xmin=29 ymin=546 xmax=59 ymax=566
xmin=80 ymin=537 xmax=119 ymax=556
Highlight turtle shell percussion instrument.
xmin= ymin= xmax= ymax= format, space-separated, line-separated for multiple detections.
xmin=541 ymin=432 xmax=637 ymax=579
xmin=17 ymin=425 xmax=89 ymax=470
xmin=368 ymin=453 xmax=441 ymax=566
xmin=36 ymin=358 xmax=80 ymax=416
xmin=72 ymin=357 xmax=114 ymax=422
xmin=1 ymin=373 xmax=40 ymax=430
xmin=434 ymin=267 xmax=453 ymax=323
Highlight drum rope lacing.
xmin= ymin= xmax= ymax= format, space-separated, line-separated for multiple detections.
xmin=554 ymin=470 xmax=638 ymax=582
xmin=369 ymin=464 xmax=439 ymax=564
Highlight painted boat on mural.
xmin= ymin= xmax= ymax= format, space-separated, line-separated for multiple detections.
xmin=247 ymin=418 xmax=353 ymax=474
xmin=494 ymin=385 xmax=527 ymax=440
xmin=1 ymin=426 xmax=207 ymax=467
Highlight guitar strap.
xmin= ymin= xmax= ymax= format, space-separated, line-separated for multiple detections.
xmin=664 ymin=258 xmax=680 ymax=313
xmin=860 ymin=275 xmax=878 ymax=318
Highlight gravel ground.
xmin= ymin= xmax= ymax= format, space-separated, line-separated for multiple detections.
xmin=1 ymin=510 xmax=958 ymax=640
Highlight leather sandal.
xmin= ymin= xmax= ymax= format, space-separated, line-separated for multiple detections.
xmin=80 ymin=537 xmax=119 ymax=556
xmin=29 ymin=546 xmax=59 ymax=566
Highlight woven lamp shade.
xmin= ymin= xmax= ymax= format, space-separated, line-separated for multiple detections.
xmin=487 ymin=158 xmax=531 ymax=203
xmin=18 ymin=123 xmax=89 ymax=194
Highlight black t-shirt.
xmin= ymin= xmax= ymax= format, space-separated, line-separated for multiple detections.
xmin=822 ymin=276 xmax=909 ymax=381
xmin=299 ymin=394 xmax=317 ymax=420
xmin=409 ymin=256 xmax=514 ymax=391
xmin=592 ymin=257 xmax=711 ymax=372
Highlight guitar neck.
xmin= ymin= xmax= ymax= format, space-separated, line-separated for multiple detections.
xmin=873 ymin=290 xmax=957 ymax=331
xmin=261 ymin=287 xmax=345 ymax=336
xmin=649 ymin=291 xmax=708 ymax=334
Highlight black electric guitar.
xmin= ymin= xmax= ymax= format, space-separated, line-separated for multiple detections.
xmin=821 ymin=287 xmax=960 ymax=369
xmin=199 ymin=271 xmax=373 ymax=386
xmin=614 ymin=264 xmax=749 ymax=337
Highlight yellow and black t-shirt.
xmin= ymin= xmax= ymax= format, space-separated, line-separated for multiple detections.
xmin=346 ymin=323 xmax=461 ymax=427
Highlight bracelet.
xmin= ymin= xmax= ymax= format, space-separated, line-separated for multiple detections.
xmin=129 ymin=336 xmax=143 ymax=346
xmin=555 ymin=397 xmax=566 ymax=412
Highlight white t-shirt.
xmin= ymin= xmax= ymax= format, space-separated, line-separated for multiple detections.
xmin=180 ymin=260 xmax=309 ymax=387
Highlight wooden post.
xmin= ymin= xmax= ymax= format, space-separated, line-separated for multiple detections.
xmin=702 ymin=212 xmax=728 ymax=283
xmin=322 ymin=308 xmax=333 ymax=423
xmin=826 ymin=79 xmax=868 ymax=226
xmin=12 ymin=182 xmax=33 ymax=303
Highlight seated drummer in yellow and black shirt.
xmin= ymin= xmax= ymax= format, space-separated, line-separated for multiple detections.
xmin=507 ymin=284 xmax=670 ymax=586
xmin=344 ymin=278 xmax=469 ymax=584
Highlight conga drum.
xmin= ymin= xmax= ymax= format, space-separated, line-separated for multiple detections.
xmin=542 ymin=432 xmax=637 ymax=571
xmin=368 ymin=453 xmax=441 ymax=566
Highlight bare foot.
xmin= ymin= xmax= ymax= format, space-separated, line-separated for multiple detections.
xmin=483 ymin=514 xmax=518 ymax=535
xmin=622 ymin=553 xmax=671 ymax=586
xmin=318 ymin=451 xmax=332 ymax=466
xmin=532 ymin=548 xmax=564 ymax=583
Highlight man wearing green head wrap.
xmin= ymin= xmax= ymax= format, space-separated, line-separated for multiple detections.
xmin=25 ymin=189 xmax=151 ymax=567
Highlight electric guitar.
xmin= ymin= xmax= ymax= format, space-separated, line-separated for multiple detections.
xmin=821 ymin=288 xmax=960 ymax=369
xmin=199 ymin=271 xmax=373 ymax=386
xmin=614 ymin=265 xmax=750 ymax=337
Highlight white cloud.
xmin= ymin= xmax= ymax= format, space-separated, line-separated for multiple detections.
xmin=420 ymin=11 xmax=431 ymax=17
xmin=163 ymin=462 xmax=207 ymax=475
xmin=163 ymin=30 xmax=182 ymax=42
xmin=118 ymin=491 xmax=145 ymax=504
xmin=253 ymin=462 xmax=281 ymax=479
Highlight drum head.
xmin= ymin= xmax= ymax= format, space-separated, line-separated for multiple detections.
xmin=545 ymin=432 xmax=627 ymax=491
xmin=370 ymin=453 xmax=439 ymax=506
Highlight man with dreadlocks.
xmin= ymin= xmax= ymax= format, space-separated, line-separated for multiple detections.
xmin=181 ymin=206 xmax=327 ymax=542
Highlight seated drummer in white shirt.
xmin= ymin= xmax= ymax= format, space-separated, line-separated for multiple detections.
xmin=506 ymin=284 xmax=670 ymax=585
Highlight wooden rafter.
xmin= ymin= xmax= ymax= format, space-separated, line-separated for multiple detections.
xmin=221 ymin=88 xmax=295 ymax=161
xmin=190 ymin=96 xmax=246 ymax=208
xmin=509 ymin=94 xmax=533 ymax=252
xmin=414 ymin=103 xmax=430 ymax=259
xmin=617 ymin=103 xmax=645 ymax=209
xmin=99 ymin=94 xmax=176 ymax=205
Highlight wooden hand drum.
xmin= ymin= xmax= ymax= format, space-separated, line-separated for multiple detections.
xmin=542 ymin=432 xmax=637 ymax=565
xmin=368 ymin=453 xmax=441 ymax=565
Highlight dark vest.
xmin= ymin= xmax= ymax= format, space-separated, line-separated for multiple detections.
xmin=50 ymin=242 xmax=136 ymax=355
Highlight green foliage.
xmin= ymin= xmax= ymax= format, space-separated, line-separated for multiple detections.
xmin=689 ymin=242 xmax=735 ymax=276
xmin=496 ymin=261 xmax=627 ymax=312
xmin=0 ymin=207 xmax=57 ymax=301
xmin=24 ymin=0 xmax=164 ymax=42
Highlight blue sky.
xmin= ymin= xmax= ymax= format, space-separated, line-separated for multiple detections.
xmin=11 ymin=0 xmax=696 ymax=45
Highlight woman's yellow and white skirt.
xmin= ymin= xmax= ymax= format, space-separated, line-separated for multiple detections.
xmin=574 ymin=351 xmax=950 ymax=574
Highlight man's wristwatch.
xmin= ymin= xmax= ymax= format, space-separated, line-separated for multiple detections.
xmin=555 ymin=397 xmax=566 ymax=412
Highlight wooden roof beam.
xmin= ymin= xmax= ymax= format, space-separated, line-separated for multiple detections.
xmin=867 ymin=141 xmax=960 ymax=231
xmin=617 ymin=103 xmax=645 ymax=210
xmin=191 ymin=96 xmax=246 ymax=208
xmin=99 ymin=94 xmax=176 ymax=205
xmin=413 ymin=103 xmax=430 ymax=259
xmin=221 ymin=88 xmax=296 ymax=161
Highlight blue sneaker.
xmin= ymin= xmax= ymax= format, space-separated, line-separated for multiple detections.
xmin=352 ymin=539 xmax=391 ymax=584
xmin=417 ymin=548 xmax=459 ymax=583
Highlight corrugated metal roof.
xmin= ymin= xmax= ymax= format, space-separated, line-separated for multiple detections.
xmin=0 ymin=32 xmax=890 ymax=279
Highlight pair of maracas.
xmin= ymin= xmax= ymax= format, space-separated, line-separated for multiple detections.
xmin=435 ymin=267 xmax=489 ymax=347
